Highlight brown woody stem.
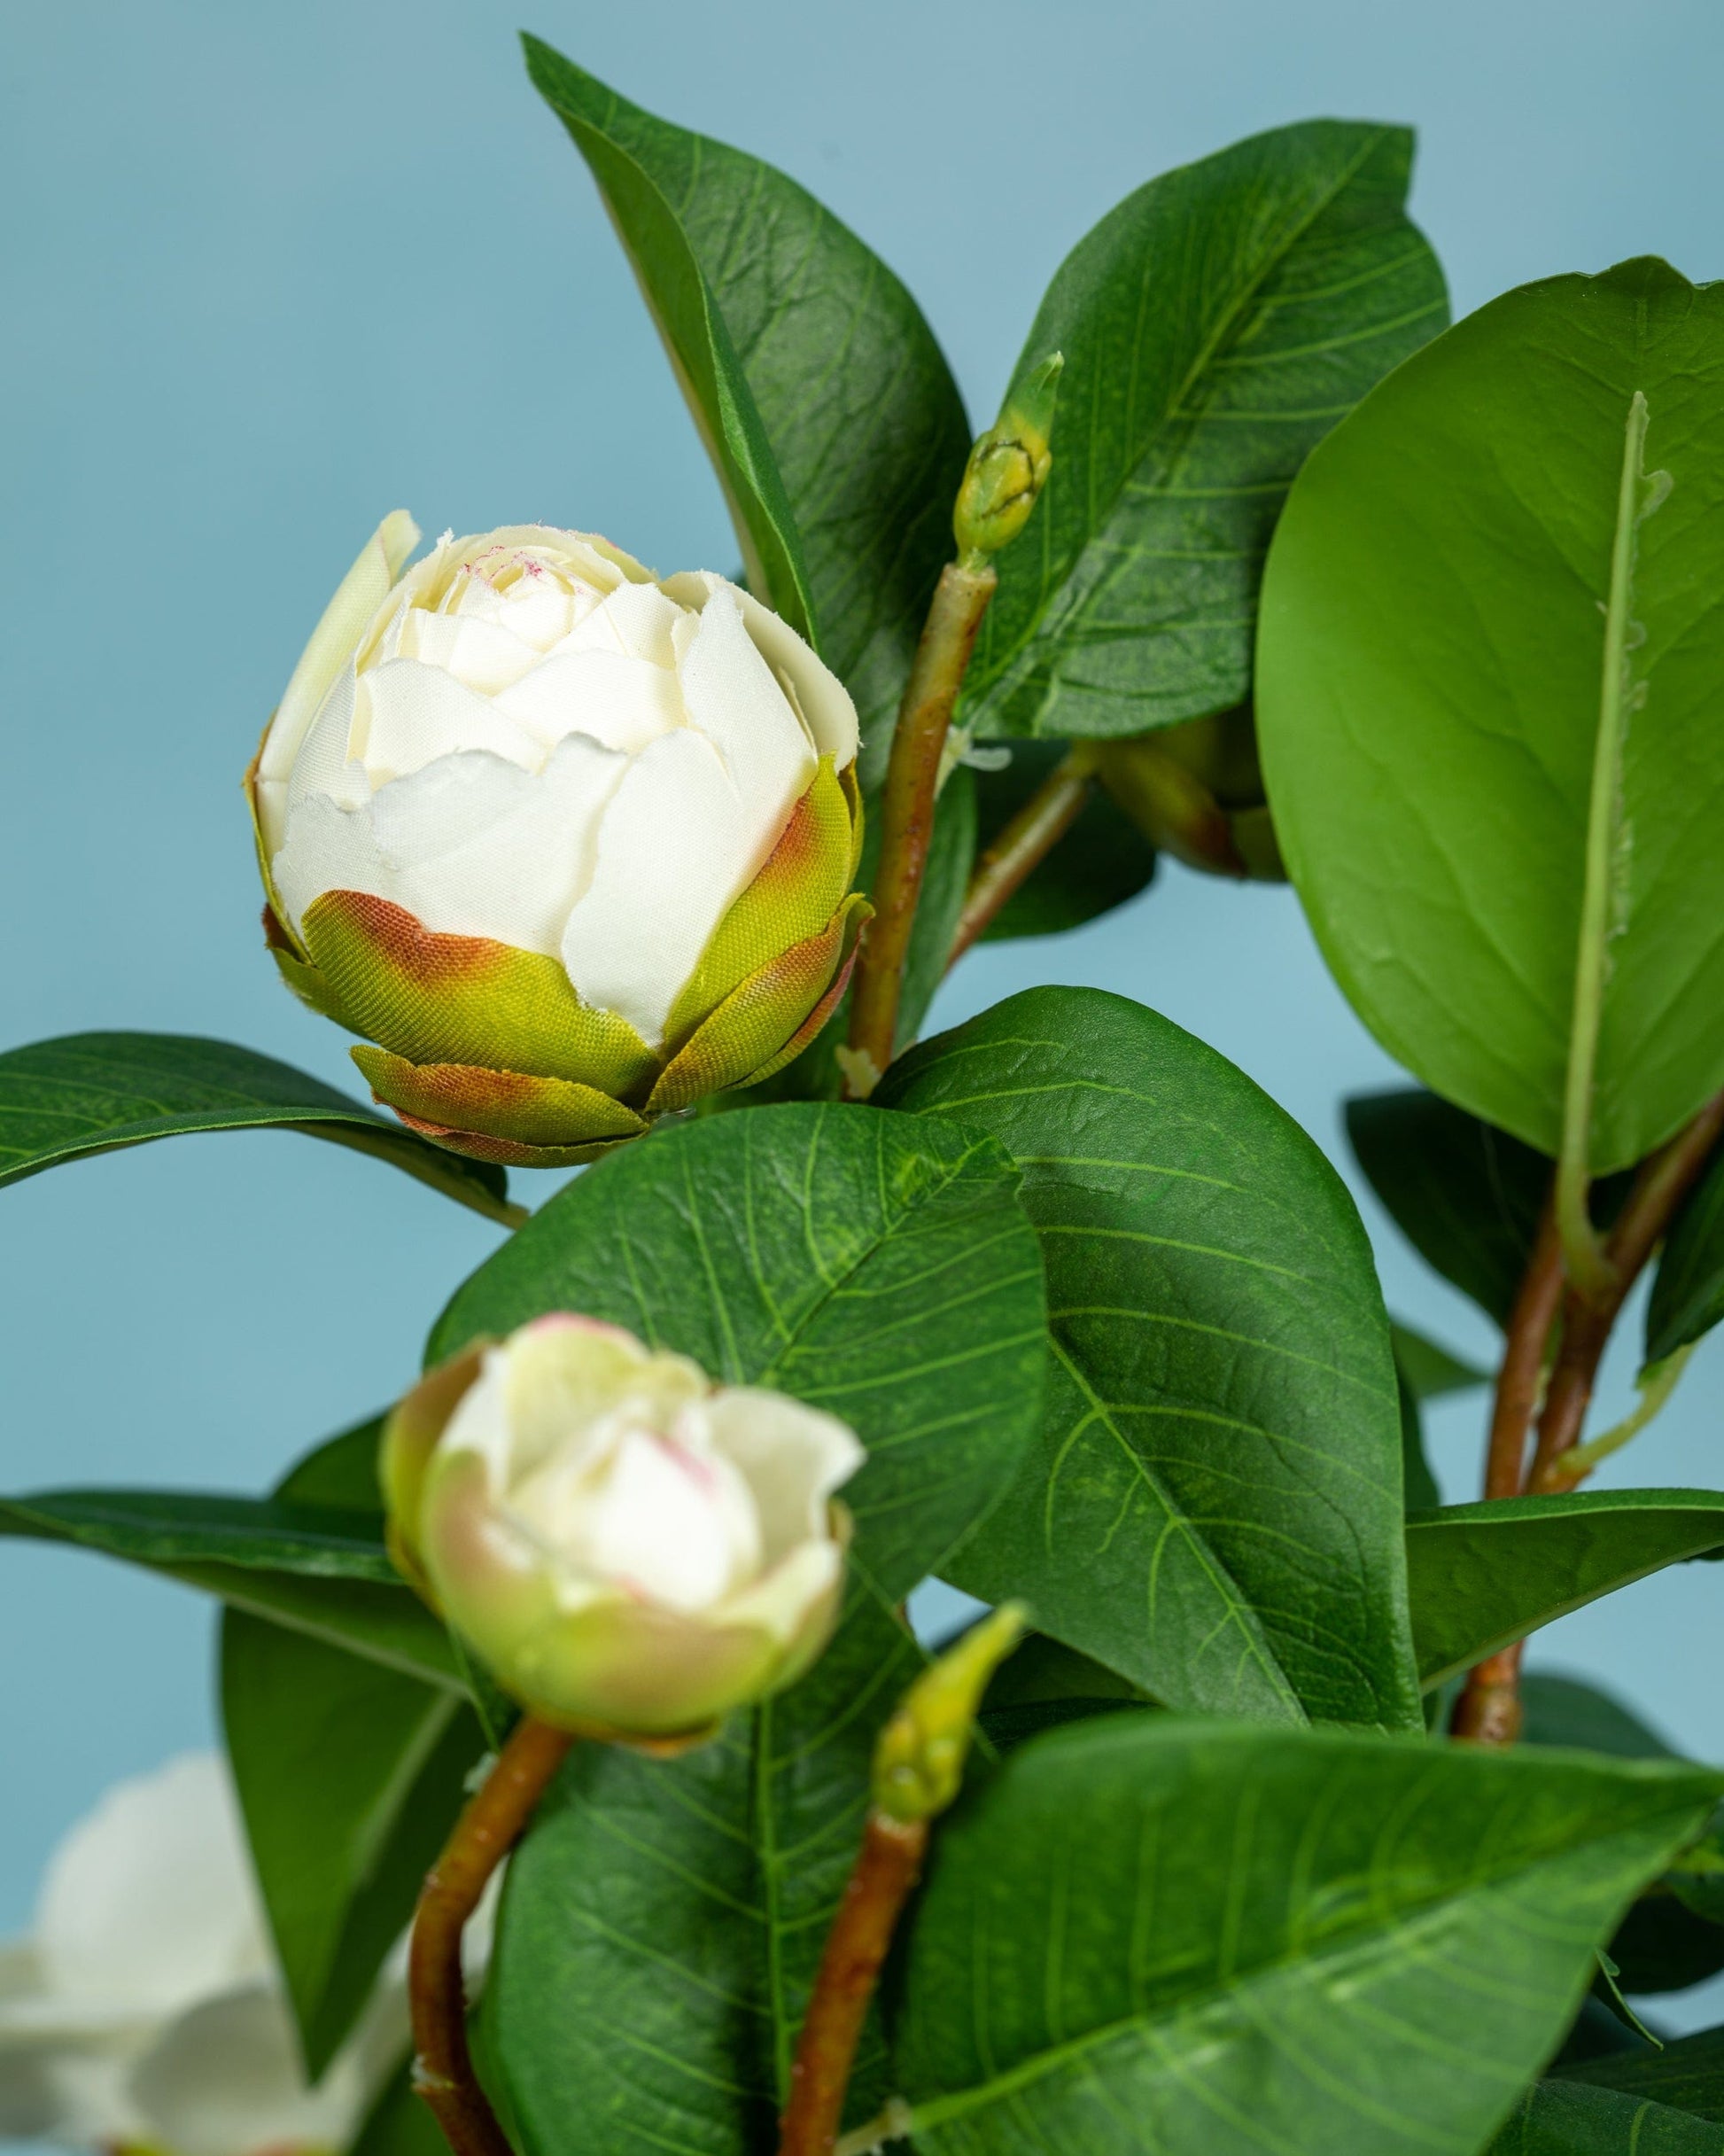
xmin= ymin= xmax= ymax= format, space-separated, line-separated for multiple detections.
xmin=1530 ymin=1088 xmax=1724 ymax=1494
xmin=778 ymin=1812 xmax=928 ymax=2156
xmin=843 ymin=563 xmax=998 ymax=1095
xmin=1454 ymin=1092 xmax=1724 ymax=1742
xmin=945 ymin=745 xmax=1097 ymax=972
xmin=409 ymin=1716 xmax=574 ymax=2156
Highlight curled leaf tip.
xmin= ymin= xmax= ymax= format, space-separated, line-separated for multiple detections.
xmin=872 ymin=1601 xmax=1028 ymax=1823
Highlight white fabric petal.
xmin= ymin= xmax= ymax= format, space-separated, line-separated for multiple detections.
xmin=511 ymin=1419 xmax=763 ymax=1614
xmin=721 ymin=1536 xmax=844 ymax=1646
xmin=560 ymin=589 xmax=816 ymax=1045
xmin=564 ymin=580 xmax=683 ymax=666
xmin=128 ymin=1985 xmax=373 ymax=2156
xmin=276 ymin=735 xmax=627 ymax=953
xmin=260 ymin=511 xmax=418 ymax=791
xmin=661 ymin=570 xmax=858 ymax=768
xmin=398 ymin=607 xmax=547 ymax=696
xmin=703 ymin=1391 xmax=865 ymax=1566
xmin=36 ymin=1756 xmax=267 ymax=2017
xmin=560 ymin=726 xmax=755 ymax=1047
xmin=493 ymin=648 xmax=683 ymax=754
xmin=359 ymin=658 xmax=546 ymax=782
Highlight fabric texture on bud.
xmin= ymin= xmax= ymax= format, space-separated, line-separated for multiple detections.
xmin=249 ymin=522 xmax=867 ymax=1165
xmin=383 ymin=1315 xmax=865 ymax=1739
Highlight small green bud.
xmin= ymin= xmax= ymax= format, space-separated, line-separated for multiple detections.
xmin=872 ymin=1603 xmax=1028 ymax=1824
xmin=952 ymin=354 xmax=1063 ymax=564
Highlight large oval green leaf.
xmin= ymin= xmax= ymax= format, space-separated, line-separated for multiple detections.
xmin=891 ymin=1715 xmax=1720 ymax=2156
xmin=879 ymin=985 xmax=1422 ymax=1732
xmin=1259 ymin=257 xmax=1724 ymax=1172
xmin=962 ymin=121 xmax=1447 ymax=741
xmin=430 ymin=1101 xmax=1046 ymax=1601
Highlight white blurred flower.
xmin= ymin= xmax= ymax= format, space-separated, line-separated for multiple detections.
xmin=0 ymin=1755 xmax=421 ymax=2156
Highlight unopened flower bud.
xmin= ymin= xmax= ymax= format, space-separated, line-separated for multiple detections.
xmin=872 ymin=1602 xmax=1027 ymax=1823
xmin=247 ymin=520 xmax=869 ymax=1168
xmin=953 ymin=354 xmax=1063 ymax=564
xmin=382 ymin=1316 xmax=865 ymax=1741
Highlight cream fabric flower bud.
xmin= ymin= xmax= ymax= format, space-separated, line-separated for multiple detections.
xmin=383 ymin=1316 xmax=866 ymax=1740
xmin=247 ymin=520 xmax=868 ymax=1166
xmin=0 ymin=1755 xmax=407 ymax=2156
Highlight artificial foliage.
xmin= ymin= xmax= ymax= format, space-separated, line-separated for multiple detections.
xmin=9 ymin=30 xmax=1724 ymax=2156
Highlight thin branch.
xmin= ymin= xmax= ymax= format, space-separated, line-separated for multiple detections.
xmin=843 ymin=564 xmax=998 ymax=1096
xmin=1481 ymin=1192 xmax=1565 ymax=1501
xmin=409 ymin=1716 xmax=574 ymax=2156
xmin=945 ymin=745 xmax=1097 ymax=971
xmin=778 ymin=1814 xmax=928 ymax=2156
xmin=1530 ymin=1087 xmax=1724 ymax=1495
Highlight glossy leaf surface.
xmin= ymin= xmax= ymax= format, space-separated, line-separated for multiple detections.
xmin=221 ymin=1610 xmax=480 ymax=2078
xmin=0 ymin=1031 xmax=516 ymax=1220
xmin=525 ymin=36 xmax=969 ymax=756
xmin=1407 ymin=1491 xmax=1724 ymax=1688
xmin=881 ymin=985 xmax=1421 ymax=1731
xmin=1262 ymin=260 xmax=1724 ymax=1171
xmin=1648 ymin=1139 xmax=1724 ymax=1366
xmin=1488 ymin=2081 xmax=1724 ymax=2152
xmin=963 ymin=121 xmax=1446 ymax=740
xmin=431 ymin=1101 xmax=1047 ymax=1602
xmin=893 ymin=1716 xmax=1720 ymax=2155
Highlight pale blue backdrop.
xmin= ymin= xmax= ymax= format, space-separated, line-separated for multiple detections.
xmin=5 ymin=0 xmax=1724 ymax=2020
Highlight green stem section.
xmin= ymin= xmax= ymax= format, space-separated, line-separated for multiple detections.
xmin=409 ymin=1716 xmax=574 ymax=2156
xmin=843 ymin=563 xmax=998 ymax=1095
xmin=1556 ymin=390 xmax=1655 ymax=1301
xmin=779 ymin=1813 xmax=928 ymax=2154
xmin=945 ymin=745 xmax=1098 ymax=971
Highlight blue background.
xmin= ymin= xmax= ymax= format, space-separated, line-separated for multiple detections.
xmin=6 ymin=0 xmax=1724 ymax=2024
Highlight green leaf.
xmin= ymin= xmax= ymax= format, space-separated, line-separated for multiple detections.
xmin=1350 ymin=1090 xmax=1627 ymax=1328
xmin=1488 ymin=2080 xmax=1724 ymax=2152
xmin=0 ymin=1422 xmax=460 ymax=1690
xmin=1260 ymin=258 xmax=1724 ymax=1172
xmin=891 ymin=1715 xmax=1720 ymax=2156
xmin=879 ymin=985 xmax=1421 ymax=1731
xmin=489 ymin=1589 xmax=920 ymax=2156
xmin=1648 ymin=1140 xmax=1724 ymax=1366
xmin=1406 ymin=1491 xmax=1724 ymax=1689
xmin=524 ymin=35 xmax=971 ymax=756
xmin=0 ymin=1487 xmax=399 ymax=1578
xmin=962 ymin=121 xmax=1447 ymax=741
xmin=1390 ymin=1319 xmax=1488 ymax=1516
xmin=1560 ymin=2027 xmax=1724 ymax=2125
xmin=221 ymin=1609 xmax=482 ymax=2078
xmin=1522 ymin=1673 xmax=1675 ymax=1760
xmin=430 ymin=1101 xmax=1047 ymax=1602
xmin=0 ymin=1031 xmax=517 ymax=1223
xmin=350 ymin=2061 xmax=453 ymax=2156
xmin=524 ymin=39 xmax=812 ymax=642
xmin=969 ymin=742 xmax=1156 ymax=941
xmin=1393 ymin=1318 xmax=1488 ymax=1399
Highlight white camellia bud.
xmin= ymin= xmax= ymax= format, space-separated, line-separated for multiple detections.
xmin=246 ymin=522 xmax=868 ymax=1166
xmin=0 ymin=1755 xmax=420 ymax=2156
xmin=383 ymin=1315 xmax=866 ymax=1740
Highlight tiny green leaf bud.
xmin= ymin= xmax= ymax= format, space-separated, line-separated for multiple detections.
xmin=871 ymin=1602 xmax=1028 ymax=1823
xmin=952 ymin=354 xmax=1063 ymax=564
